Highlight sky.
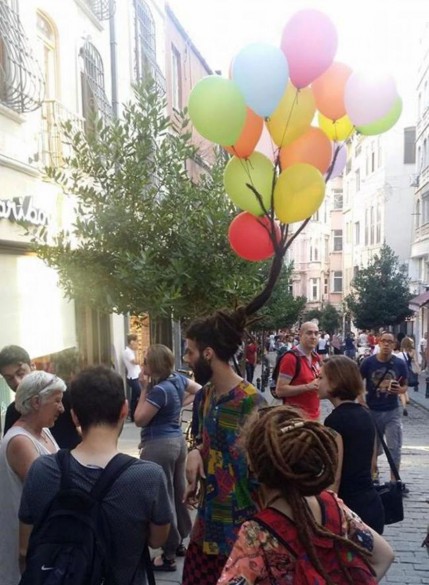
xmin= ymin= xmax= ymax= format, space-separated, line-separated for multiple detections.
xmin=168 ymin=0 xmax=429 ymax=122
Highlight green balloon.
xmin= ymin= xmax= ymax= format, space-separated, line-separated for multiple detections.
xmin=357 ymin=97 xmax=403 ymax=136
xmin=224 ymin=152 xmax=274 ymax=216
xmin=188 ymin=76 xmax=246 ymax=145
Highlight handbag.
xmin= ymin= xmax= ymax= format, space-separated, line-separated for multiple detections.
xmin=372 ymin=419 xmax=404 ymax=525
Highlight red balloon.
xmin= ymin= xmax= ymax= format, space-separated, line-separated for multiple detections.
xmin=228 ymin=212 xmax=279 ymax=261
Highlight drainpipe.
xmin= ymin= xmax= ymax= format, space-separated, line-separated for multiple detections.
xmin=109 ymin=0 xmax=119 ymax=117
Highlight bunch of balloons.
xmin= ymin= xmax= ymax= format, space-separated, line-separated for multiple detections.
xmin=188 ymin=9 xmax=402 ymax=262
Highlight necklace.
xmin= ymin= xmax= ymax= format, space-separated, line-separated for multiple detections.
xmin=20 ymin=424 xmax=49 ymax=444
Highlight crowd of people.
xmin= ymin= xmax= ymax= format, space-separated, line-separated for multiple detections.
xmin=1 ymin=316 xmax=419 ymax=584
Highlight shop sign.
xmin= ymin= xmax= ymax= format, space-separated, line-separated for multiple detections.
xmin=0 ymin=196 xmax=49 ymax=226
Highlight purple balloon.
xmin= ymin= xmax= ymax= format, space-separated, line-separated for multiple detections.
xmin=326 ymin=143 xmax=346 ymax=180
xmin=345 ymin=71 xmax=398 ymax=127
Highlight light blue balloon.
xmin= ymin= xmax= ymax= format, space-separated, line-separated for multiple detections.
xmin=232 ymin=43 xmax=289 ymax=118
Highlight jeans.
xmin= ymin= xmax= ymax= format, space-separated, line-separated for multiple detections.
xmin=245 ymin=362 xmax=255 ymax=383
xmin=126 ymin=378 xmax=141 ymax=421
xmin=371 ymin=407 xmax=403 ymax=470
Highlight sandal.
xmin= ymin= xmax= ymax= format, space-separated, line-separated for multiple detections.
xmin=176 ymin=543 xmax=187 ymax=557
xmin=151 ymin=554 xmax=177 ymax=572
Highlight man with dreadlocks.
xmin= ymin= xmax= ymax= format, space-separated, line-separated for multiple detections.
xmin=218 ymin=406 xmax=394 ymax=585
xmin=181 ymin=307 xmax=266 ymax=585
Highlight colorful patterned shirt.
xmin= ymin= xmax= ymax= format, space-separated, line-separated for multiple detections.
xmin=191 ymin=380 xmax=265 ymax=556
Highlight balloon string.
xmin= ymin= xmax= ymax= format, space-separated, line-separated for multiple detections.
xmin=277 ymin=88 xmax=300 ymax=158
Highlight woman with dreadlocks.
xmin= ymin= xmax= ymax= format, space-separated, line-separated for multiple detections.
xmin=181 ymin=307 xmax=266 ymax=585
xmin=218 ymin=406 xmax=394 ymax=585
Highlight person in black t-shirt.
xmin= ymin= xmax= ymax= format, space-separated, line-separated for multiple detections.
xmin=319 ymin=355 xmax=385 ymax=534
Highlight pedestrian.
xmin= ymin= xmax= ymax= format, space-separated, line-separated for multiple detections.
xmin=273 ymin=321 xmax=321 ymax=420
xmin=182 ymin=307 xmax=265 ymax=585
xmin=419 ymin=331 xmax=428 ymax=371
xmin=244 ymin=338 xmax=257 ymax=383
xmin=344 ymin=332 xmax=357 ymax=360
xmin=316 ymin=331 xmax=330 ymax=361
xmin=217 ymin=406 xmax=394 ymax=585
xmin=0 ymin=345 xmax=81 ymax=448
xmin=122 ymin=334 xmax=142 ymax=422
xmin=19 ymin=366 xmax=172 ymax=585
xmin=360 ymin=331 xmax=408 ymax=488
xmin=134 ymin=344 xmax=201 ymax=571
xmin=319 ymin=356 xmax=385 ymax=534
xmin=331 ymin=332 xmax=343 ymax=355
xmin=0 ymin=371 xmax=66 ymax=585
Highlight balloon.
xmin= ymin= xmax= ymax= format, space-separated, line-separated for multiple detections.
xmin=255 ymin=124 xmax=278 ymax=162
xmin=228 ymin=212 xmax=278 ymax=261
xmin=188 ymin=76 xmax=246 ymax=145
xmin=267 ymin=84 xmax=315 ymax=147
xmin=225 ymin=108 xmax=264 ymax=158
xmin=280 ymin=127 xmax=332 ymax=174
xmin=312 ymin=62 xmax=352 ymax=120
xmin=357 ymin=97 xmax=403 ymax=136
xmin=318 ymin=112 xmax=354 ymax=141
xmin=224 ymin=152 xmax=274 ymax=216
xmin=274 ymin=164 xmax=325 ymax=223
xmin=232 ymin=43 xmax=289 ymax=117
xmin=325 ymin=144 xmax=347 ymax=179
xmin=281 ymin=10 xmax=338 ymax=88
xmin=344 ymin=71 xmax=398 ymax=126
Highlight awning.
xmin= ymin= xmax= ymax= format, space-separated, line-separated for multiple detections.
xmin=409 ymin=291 xmax=429 ymax=310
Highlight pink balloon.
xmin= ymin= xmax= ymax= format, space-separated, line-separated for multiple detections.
xmin=344 ymin=71 xmax=398 ymax=126
xmin=255 ymin=123 xmax=277 ymax=162
xmin=281 ymin=10 xmax=338 ymax=89
xmin=326 ymin=143 xmax=347 ymax=180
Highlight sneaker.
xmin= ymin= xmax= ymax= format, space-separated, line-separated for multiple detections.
xmin=176 ymin=543 xmax=187 ymax=557
xmin=403 ymin=408 xmax=408 ymax=416
xmin=401 ymin=484 xmax=410 ymax=495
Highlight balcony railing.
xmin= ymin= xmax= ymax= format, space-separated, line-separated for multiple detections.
xmin=40 ymin=100 xmax=85 ymax=167
xmin=82 ymin=0 xmax=116 ymax=20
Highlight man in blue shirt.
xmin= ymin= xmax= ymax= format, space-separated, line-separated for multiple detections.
xmin=360 ymin=331 xmax=408 ymax=484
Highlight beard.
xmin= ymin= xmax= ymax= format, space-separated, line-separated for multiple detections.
xmin=192 ymin=356 xmax=213 ymax=386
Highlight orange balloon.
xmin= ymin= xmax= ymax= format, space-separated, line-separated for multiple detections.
xmin=312 ymin=62 xmax=352 ymax=121
xmin=225 ymin=107 xmax=264 ymax=158
xmin=280 ymin=127 xmax=332 ymax=174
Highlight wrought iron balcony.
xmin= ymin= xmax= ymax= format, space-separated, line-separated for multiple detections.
xmin=82 ymin=0 xmax=116 ymax=21
xmin=0 ymin=0 xmax=44 ymax=113
xmin=40 ymin=100 xmax=85 ymax=167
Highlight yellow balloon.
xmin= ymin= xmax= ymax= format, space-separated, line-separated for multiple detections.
xmin=274 ymin=163 xmax=325 ymax=224
xmin=318 ymin=112 xmax=354 ymax=141
xmin=266 ymin=84 xmax=315 ymax=147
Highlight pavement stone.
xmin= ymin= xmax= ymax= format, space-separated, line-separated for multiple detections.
xmin=118 ymin=371 xmax=429 ymax=585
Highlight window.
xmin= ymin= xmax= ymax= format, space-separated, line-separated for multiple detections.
xmin=314 ymin=244 xmax=319 ymax=261
xmin=0 ymin=1 xmax=44 ymax=112
xmin=365 ymin=209 xmax=369 ymax=245
xmin=416 ymin=200 xmax=421 ymax=229
xmin=37 ymin=12 xmax=57 ymax=100
xmin=135 ymin=0 xmax=165 ymax=92
xmin=332 ymin=271 xmax=343 ymax=293
xmin=309 ymin=244 xmax=313 ymax=262
xmin=371 ymin=150 xmax=375 ymax=172
xmin=324 ymin=237 xmax=329 ymax=261
xmin=354 ymin=221 xmax=360 ymax=245
xmin=403 ymin=127 xmax=416 ymax=164
xmin=332 ymin=230 xmax=343 ymax=252
xmin=324 ymin=277 xmax=328 ymax=295
xmin=370 ymin=206 xmax=374 ymax=245
xmin=310 ymin=278 xmax=320 ymax=301
xmin=355 ymin=169 xmax=360 ymax=191
xmin=333 ymin=189 xmax=343 ymax=210
xmin=376 ymin=204 xmax=381 ymax=243
xmin=80 ymin=40 xmax=112 ymax=132
xmin=313 ymin=209 xmax=320 ymax=221
xmin=171 ymin=44 xmax=182 ymax=110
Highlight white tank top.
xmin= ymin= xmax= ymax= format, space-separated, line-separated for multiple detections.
xmin=0 ymin=427 xmax=58 ymax=585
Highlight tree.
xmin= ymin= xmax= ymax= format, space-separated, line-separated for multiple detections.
xmin=345 ymin=243 xmax=413 ymax=330
xmin=32 ymin=83 xmax=265 ymax=322
xmin=319 ymin=304 xmax=341 ymax=335
xmin=256 ymin=263 xmax=307 ymax=331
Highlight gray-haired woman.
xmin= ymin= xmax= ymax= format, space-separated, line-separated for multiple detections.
xmin=0 ymin=371 xmax=66 ymax=585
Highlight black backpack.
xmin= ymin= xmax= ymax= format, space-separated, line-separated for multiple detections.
xmin=270 ymin=348 xmax=301 ymax=399
xmin=20 ymin=449 xmax=153 ymax=585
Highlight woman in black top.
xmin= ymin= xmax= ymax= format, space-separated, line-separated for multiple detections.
xmin=319 ymin=355 xmax=385 ymax=534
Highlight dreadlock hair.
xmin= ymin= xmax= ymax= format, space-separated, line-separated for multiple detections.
xmin=185 ymin=306 xmax=248 ymax=362
xmin=243 ymin=406 xmax=373 ymax=585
